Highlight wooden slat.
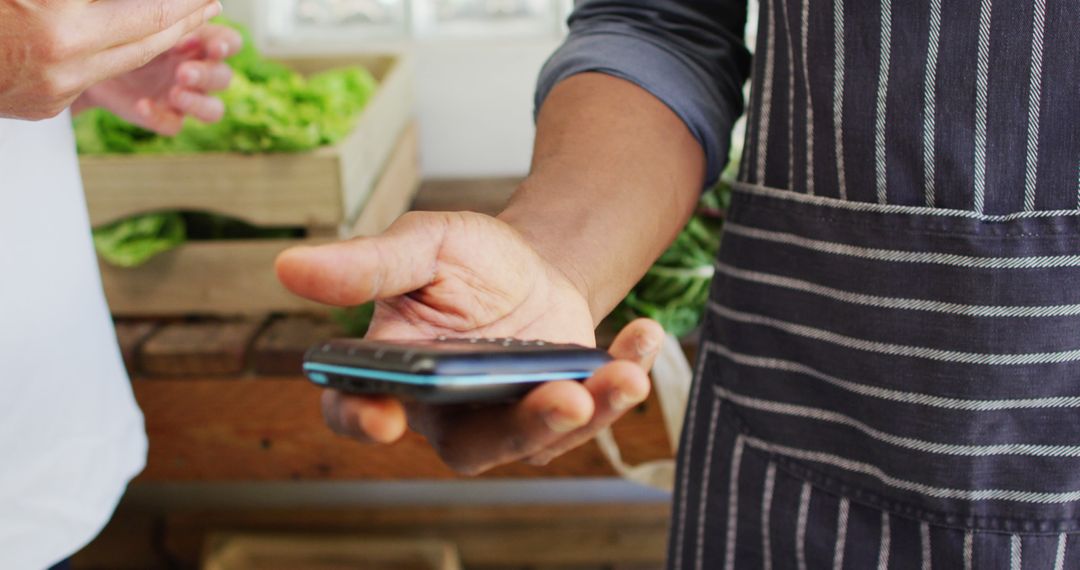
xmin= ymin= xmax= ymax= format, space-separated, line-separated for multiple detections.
xmin=81 ymin=54 xmax=412 ymax=228
xmin=133 ymin=378 xmax=671 ymax=481
xmin=140 ymin=321 xmax=266 ymax=377
xmin=81 ymin=152 xmax=341 ymax=228
xmin=252 ymin=317 xmax=345 ymax=376
xmin=165 ymin=504 xmax=670 ymax=569
xmin=100 ymin=238 xmax=332 ymax=316
xmin=335 ymin=55 xmax=415 ymax=223
xmin=98 ymin=125 xmax=420 ymax=317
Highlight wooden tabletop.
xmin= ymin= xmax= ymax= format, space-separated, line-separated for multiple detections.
xmin=134 ymin=376 xmax=672 ymax=481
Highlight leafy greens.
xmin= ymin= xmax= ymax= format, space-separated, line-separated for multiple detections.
xmin=76 ymin=19 xmax=377 ymax=155
xmin=84 ymin=19 xmax=378 ymax=267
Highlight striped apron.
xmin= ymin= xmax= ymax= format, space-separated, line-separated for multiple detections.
xmin=667 ymin=0 xmax=1080 ymax=568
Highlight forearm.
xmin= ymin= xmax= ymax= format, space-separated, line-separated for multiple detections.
xmin=498 ymin=73 xmax=704 ymax=324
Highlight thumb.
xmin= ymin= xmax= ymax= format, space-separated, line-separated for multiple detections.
xmin=607 ymin=318 xmax=666 ymax=371
xmin=275 ymin=213 xmax=445 ymax=306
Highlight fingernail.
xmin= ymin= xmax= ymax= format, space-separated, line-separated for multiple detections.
xmin=205 ymin=1 xmax=223 ymax=21
xmin=175 ymin=91 xmax=195 ymax=109
xmin=181 ymin=67 xmax=200 ymax=86
xmin=219 ymin=41 xmax=231 ymax=57
xmin=609 ymin=389 xmax=638 ymax=412
xmin=135 ymin=99 xmax=153 ymax=118
xmin=544 ymin=409 xmax=586 ymax=433
xmin=526 ymin=454 xmax=553 ymax=467
xmin=635 ymin=334 xmax=660 ymax=358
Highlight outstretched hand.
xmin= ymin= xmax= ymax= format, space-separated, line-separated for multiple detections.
xmin=276 ymin=211 xmax=663 ymax=475
xmin=76 ymin=23 xmax=242 ymax=135
xmin=0 ymin=0 xmax=224 ymax=120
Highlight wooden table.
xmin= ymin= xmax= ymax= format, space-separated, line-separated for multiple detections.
xmin=133 ymin=376 xmax=672 ymax=481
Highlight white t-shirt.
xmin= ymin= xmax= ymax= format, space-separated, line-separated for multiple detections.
xmin=0 ymin=112 xmax=147 ymax=569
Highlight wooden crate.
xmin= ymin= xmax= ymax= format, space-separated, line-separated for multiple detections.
xmin=81 ymin=54 xmax=414 ymax=229
xmin=98 ymin=122 xmax=420 ymax=316
xmin=203 ymin=535 xmax=462 ymax=570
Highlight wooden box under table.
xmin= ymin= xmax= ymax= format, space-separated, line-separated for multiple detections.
xmin=80 ymin=55 xmax=419 ymax=316
xmin=202 ymin=535 xmax=462 ymax=570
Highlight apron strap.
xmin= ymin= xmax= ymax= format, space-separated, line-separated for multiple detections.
xmin=595 ymin=333 xmax=692 ymax=492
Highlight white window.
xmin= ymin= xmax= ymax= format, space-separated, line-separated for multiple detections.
xmin=262 ymin=0 xmax=570 ymax=44
xmin=264 ymin=0 xmax=408 ymax=41
xmin=412 ymin=0 xmax=560 ymax=38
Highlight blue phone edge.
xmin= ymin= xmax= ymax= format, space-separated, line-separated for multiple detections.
xmin=304 ymin=362 xmax=594 ymax=387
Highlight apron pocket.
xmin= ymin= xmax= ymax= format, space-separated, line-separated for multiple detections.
xmin=702 ymin=185 xmax=1080 ymax=533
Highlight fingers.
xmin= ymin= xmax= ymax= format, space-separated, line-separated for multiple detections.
xmin=318 ymin=320 xmax=665 ymax=475
xmin=177 ymin=60 xmax=233 ymax=92
xmin=134 ymin=97 xmax=185 ymax=136
xmin=87 ymin=2 xmax=220 ymax=87
xmin=321 ymin=379 xmax=594 ymax=475
xmin=187 ymin=24 xmax=244 ymax=61
xmin=276 ymin=213 xmax=446 ymax=307
xmin=607 ymin=318 xmax=666 ymax=369
xmin=420 ymin=380 xmax=595 ymax=476
xmin=169 ymin=86 xmax=225 ymax=122
xmin=96 ymin=0 xmax=220 ymax=50
xmin=526 ymin=361 xmax=652 ymax=466
xmin=525 ymin=318 xmax=663 ymax=465
xmin=321 ymin=390 xmax=408 ymax=444
xmin=167 ymin=25 xmax=241 ymax=125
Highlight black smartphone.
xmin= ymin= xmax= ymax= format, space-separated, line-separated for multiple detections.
xmin=303 ymin=337 xmax=611 ymax=404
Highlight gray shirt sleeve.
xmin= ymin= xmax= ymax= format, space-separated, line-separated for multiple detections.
xmin=535 ymin=0 xmax=752 ymax=186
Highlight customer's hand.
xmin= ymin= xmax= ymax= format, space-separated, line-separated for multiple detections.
xmin=0 ymin=0 xmax=222 ymax=121
xmin=76 ymin=24 xmax=242 ymax=135
xmin=276 ymin=211 xmax=663 ymax=475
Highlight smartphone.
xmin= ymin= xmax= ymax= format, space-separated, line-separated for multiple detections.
xmin=303 ymin=337 xmax=611 ymax=404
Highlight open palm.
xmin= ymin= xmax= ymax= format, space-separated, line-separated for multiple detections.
xmin=276 ymin=210 xmax=662 ymax=474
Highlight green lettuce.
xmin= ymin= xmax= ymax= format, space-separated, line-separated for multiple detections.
xmin=75 ymin=19 xmax=378 ymax=155
xmin=332 ymin=303 xmax=376 ymax=338
xmin=83 ymin=19 xmax=380 ymax=267
xmin=92 ymin=211 xmax=304 ymax=268
xmin=92 ymin=213 xmax=186 ymax=268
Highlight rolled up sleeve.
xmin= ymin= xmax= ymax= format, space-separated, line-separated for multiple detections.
xmin=536 ymin=0 xmax=752 ymax=186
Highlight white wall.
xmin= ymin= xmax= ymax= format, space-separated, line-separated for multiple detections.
xmin=225 ymin=1 xmax=561 ymax=178
xmin=406 ymin=39 xmax=560 ymax=178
